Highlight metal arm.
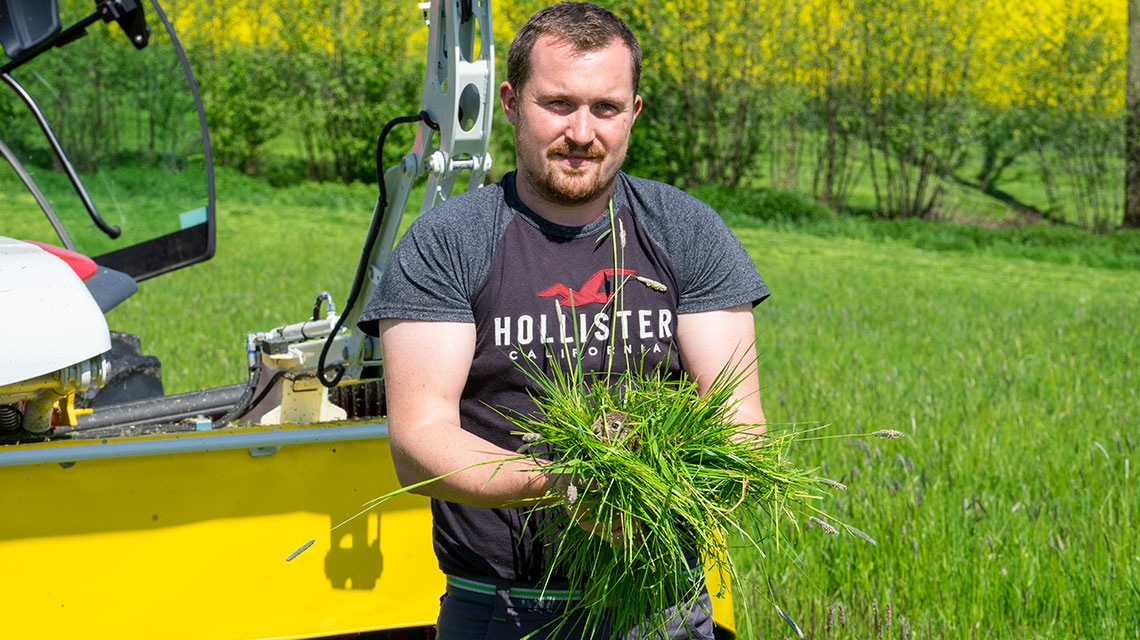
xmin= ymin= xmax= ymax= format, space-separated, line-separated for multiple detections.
xmin=233 ymin=0 xmax=494 ymax=426
xmin=341 ymin=0 xmax=495 ymax=363
xmin=419 ymin=0 xmax=496 ymax=207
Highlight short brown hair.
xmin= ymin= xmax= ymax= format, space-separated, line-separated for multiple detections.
xmin=506 ymin=2 xmax=642 ymax=96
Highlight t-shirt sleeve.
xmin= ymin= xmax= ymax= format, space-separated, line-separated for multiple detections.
xmin=625 ymin=176 xmax=769 ymax=314
xmin=356 ymin=190 xmax=501 ymax=336
xmin=675 ymin=201 xmax=769 ymax=313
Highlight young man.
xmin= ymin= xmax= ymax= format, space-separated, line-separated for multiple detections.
xmin=358 ymin=3 xmax=768 ymax=638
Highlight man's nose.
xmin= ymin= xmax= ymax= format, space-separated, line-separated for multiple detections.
xmin=564 ymin=108 xmax=595 ymax=147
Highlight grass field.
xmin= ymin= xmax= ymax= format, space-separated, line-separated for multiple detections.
xmin=103 ymin=175 xmax=1139 ymax=638
xmin=729 ymin=228 xmax=1138 ymax=638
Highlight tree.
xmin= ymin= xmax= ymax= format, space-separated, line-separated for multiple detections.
xmin=850 ymin=0 xmax=977 ymax=220
xmin=616 ymin=0 xmax=776 ymax=189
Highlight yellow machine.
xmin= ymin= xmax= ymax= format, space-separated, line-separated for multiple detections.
xmin=0 ymin=423 xmax=441 ymax=638
xmin=0 ymin=1 xmax=736 ymax=637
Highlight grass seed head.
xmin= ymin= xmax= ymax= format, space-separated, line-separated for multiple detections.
xmin=811 ymin=516 xmax=840 ymax=536
xmin=872 ymin=429 xmax=906 ymax=439
xmin=817 ymin=477 xmax=848 ymax=491
xmin=516 ymin=430 xmax=544 ymax=453
xmin=636 ymin=276 xmax=669 ymax=292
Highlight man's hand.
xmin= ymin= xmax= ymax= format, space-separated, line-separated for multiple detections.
xmin=554 ymin=472 xmax=633 ymax=545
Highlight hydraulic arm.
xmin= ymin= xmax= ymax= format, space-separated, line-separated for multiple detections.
xmin=227 ymin=0 xmax=495 ymax=426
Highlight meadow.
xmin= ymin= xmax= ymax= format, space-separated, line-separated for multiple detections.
xmin=95 ymin=171 xmax=1139 ymax=638
xmin=729 ymin=226 xmax=1138 ymax=638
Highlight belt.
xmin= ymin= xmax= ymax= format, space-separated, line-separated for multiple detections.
xmin=445 ymin=575 xmax=584 ymax=609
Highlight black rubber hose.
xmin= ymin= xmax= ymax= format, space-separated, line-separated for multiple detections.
xmin=317 ymin=111 xmax=439 ymax=388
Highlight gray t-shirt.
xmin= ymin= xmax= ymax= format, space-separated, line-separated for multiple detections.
xmin=359 ymin=171 xmax=768 ymax=582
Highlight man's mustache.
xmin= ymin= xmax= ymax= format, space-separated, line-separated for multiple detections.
xmin=547 ymin=141 xmax=605 ymax=160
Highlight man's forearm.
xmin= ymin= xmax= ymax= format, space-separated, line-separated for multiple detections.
xmin=389 ymin=424 xmax=555 ymax=508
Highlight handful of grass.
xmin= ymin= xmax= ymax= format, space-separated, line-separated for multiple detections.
xmin=511 ymin=358 xmax=861 ymax=638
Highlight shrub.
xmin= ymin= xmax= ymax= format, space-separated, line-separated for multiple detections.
xmin=692 ymin=184 xmax=836 ymax=224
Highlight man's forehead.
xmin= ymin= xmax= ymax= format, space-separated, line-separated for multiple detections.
xmin=534 ymin=32 xmax=626 ymax=61
xmin=526 ymin=34 xmax=636 ymax=94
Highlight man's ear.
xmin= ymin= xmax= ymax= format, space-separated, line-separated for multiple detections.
xmin=500 ymin=81 xmax=519 ymax=125
xmin=631 ymin=94 xmax=643 ymax=124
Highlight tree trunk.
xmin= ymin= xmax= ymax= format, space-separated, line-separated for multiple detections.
xmin=1125 ymin=0 xmax=1140 ymax=227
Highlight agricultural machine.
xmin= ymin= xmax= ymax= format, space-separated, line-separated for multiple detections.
xmin=0 ymin=0 xmax=736 ymax=637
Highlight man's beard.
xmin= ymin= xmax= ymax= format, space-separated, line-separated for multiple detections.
xmin=521 ymin=136 xmax=617 ymax=206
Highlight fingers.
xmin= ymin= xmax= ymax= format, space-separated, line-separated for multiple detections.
xmin=565 ymin=501 xmax=634 ymax=547
xmin=558 ymin=476 xmax=624 ymax=544
xmin=553 ymin=473 xmax=643 ymax=546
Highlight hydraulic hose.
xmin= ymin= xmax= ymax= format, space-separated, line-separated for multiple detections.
xmin=316 ymin=111 xmax=439 ymax=388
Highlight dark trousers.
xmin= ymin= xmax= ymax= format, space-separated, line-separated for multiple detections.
xmin=435 ymin=580 xmax=716 ymax=640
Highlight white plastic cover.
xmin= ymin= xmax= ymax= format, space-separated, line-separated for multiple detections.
xmin=0 ymin=236 xmax=111 ymax=386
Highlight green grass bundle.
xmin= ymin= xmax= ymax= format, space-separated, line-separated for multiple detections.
xmin=511 ymin=357 xmax=870 ymax=638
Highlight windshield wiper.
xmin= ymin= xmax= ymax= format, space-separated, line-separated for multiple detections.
xmin=0 ymin=71 xmax=121 ymax=239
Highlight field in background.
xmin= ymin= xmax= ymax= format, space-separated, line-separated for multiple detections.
xmin=728 ymin=228 xmax=1137 ymax=638
xmin=105 ymin=178 xmax=1139 ymax=638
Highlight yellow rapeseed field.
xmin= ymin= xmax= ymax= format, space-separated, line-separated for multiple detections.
xmin=165 ymin=0 xmax=1124 ymax=116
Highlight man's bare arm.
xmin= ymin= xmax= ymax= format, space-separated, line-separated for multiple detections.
xmin=379 ymin=318 xmax=554 ymax=507
xmin=675 ymin=304 xmax=766 ymax=433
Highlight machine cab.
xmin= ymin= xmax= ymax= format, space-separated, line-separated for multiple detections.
xmin=0 ymin=0 xmax=215 ymax=281
xmin=0 ymin=0 xmax=215 ymax=436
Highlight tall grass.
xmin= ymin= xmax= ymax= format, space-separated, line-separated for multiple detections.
xmin=102 ymin=180 xmax=1139 ymax=638
xmin=735 ymin=229 xmax=1139 ymax=638
xmin=509 ymin=353 xmax=867 ymax=638
xmin=693 ymin=184 xmax=1140 ymax=272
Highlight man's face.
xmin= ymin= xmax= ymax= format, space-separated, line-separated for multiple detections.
xmin=501 ymin=34 xmax=642 ymax=211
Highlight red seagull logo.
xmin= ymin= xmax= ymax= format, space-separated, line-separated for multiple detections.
xmin=537 ymin=268 xmax=636 ymax=307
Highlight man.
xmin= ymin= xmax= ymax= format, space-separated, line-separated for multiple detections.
xmin=358 ymin=2 xmax=768 ymax=638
